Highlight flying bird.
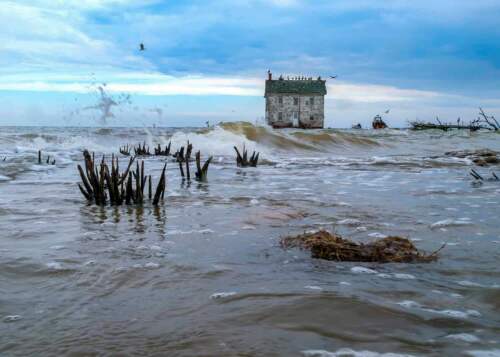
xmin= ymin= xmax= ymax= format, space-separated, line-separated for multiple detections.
xmin=385 ymin=109 xmax=390 ymax=114
xmin=139 ymin=43 xmax=145 ymax=51
xmin=329 ymin=75 xmax=337 ymax=79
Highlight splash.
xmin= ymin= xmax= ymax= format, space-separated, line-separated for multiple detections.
xmin=82 ymin=83 xmax=132 ymax=125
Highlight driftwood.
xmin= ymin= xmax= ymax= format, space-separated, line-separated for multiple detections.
xmin=234 ymin=145 xmax=259 ymax=167
xmin=195 ymin=151 xmax=213 ymax=182
xmin=154 ymin=142 xmax=171 ymax=156
xmin=281 ymin=230 xmax=443 ymax=263
xmin=77 ymin=150 xmax=166 ymax=206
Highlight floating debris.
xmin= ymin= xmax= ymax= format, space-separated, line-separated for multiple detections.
xmin=77 ymin=150 xmax=166 ymax=206
xmin=234 ymin=145 xmax=259 ymax=167
xmin=280 ymin=230 xmax=443 ymax=263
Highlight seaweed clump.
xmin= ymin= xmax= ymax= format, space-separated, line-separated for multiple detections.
xmin=280 ymin=230 xmax=442 ymax=263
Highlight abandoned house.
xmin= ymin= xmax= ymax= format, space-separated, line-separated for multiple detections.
xmin=265 ymin=71 xmax=327 ymax=129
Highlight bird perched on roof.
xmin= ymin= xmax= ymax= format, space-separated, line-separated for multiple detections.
xmin=329 ymin=75 xmax=337 ymax=79
xmin=139 ymin=43 xmax=145 ymax=51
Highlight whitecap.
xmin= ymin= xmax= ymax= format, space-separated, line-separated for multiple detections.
xmin=393 ymin=273 xmax=416 ymax=280
xmin=210 ymin=292 xmax=236 ymax=299
xmin=305 ymin=285 xmax=323 ymax=291
xmin=458 ymin=280 xmax=483 ymax=288
xmin=302 ymin=348 xmax=417 ymax=357
xmin=351 ymin=266 xmax=378 ymax=274
xmin=338 ymin=218 xmax=361 ymax=226
xmin=46 ymin=262 xmax=63 ymax=270
xmin=397 ymin=300 xmax=421 ymax=309
xmin=144 ymin=262 xmax=160 ymax=269
xmin=368 ymin=232 xmax=388 ymax=239
xmin=430 ymin=218 xmax=472 ymax=229
xmin=446 ymin=333 xmax=480 ymax=343
xmin=199 ymin=229 xmax=214 ymax=234
xmin=3 ymin=315 xmax=22 ymax=323
xmin=465 ymin=350 xmax=500 ymax=357
xmin=377 ymin=273 xmax=391 ymax=278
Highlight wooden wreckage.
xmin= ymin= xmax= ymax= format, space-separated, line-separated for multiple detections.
xmin=77 ymin=140 xmax=218 ymax=205
xmin=234 ymin=145 xmax=259 ymax=167
xmin=77 ymin=150 xmax=166 ymax=206
xmin=38 ymin=150 xmax=56 ymax=165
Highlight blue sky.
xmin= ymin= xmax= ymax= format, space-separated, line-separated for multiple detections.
xmin=1 ymin=0 xmax=499 ymax=127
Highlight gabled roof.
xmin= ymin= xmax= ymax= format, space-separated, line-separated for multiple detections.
xmin=265 ymin=79 xmax=327 ymax=96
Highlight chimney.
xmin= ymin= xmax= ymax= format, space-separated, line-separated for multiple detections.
xmin=267 ymin=70 xmax=272 ymax=80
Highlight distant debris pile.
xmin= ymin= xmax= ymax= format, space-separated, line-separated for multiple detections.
xmin=280 ymin=230 xmax=442 ymax=263
xmin=410 ymin=108 xmax=499 ymax=131
xmin=234 ymin=145 xmax=259 ymax=167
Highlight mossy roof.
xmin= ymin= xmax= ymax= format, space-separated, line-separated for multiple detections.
xmin=265 ymin=79 xmax=327 ymax=96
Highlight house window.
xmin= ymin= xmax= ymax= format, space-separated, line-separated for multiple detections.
xmin=310 ymin=97 xmax=314 ymax=105
xmin=310 ymin=115 xmax=314 ymax=121
xmin=278 ymin=96 xmax=283 ymax=105
xmin=294 ymin=97 xmax=298 ymax=105
xmin=278 ymin=112 xmax=283 ymax=121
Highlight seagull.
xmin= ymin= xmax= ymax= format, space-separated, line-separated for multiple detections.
xmin=384 ymin=109 xmax=390 ymax=114
xmin=329 ymin=75 xmax=337 ymax=79
xmin=139 ymin=43 xmax=145 ymax=51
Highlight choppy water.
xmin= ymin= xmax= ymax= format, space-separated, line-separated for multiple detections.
xmin=0 ymin=123 xmax=499 ymax=356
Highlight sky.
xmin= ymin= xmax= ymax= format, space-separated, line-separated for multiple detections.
xmin=1 ymin=0 xmax=500 ymax=127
